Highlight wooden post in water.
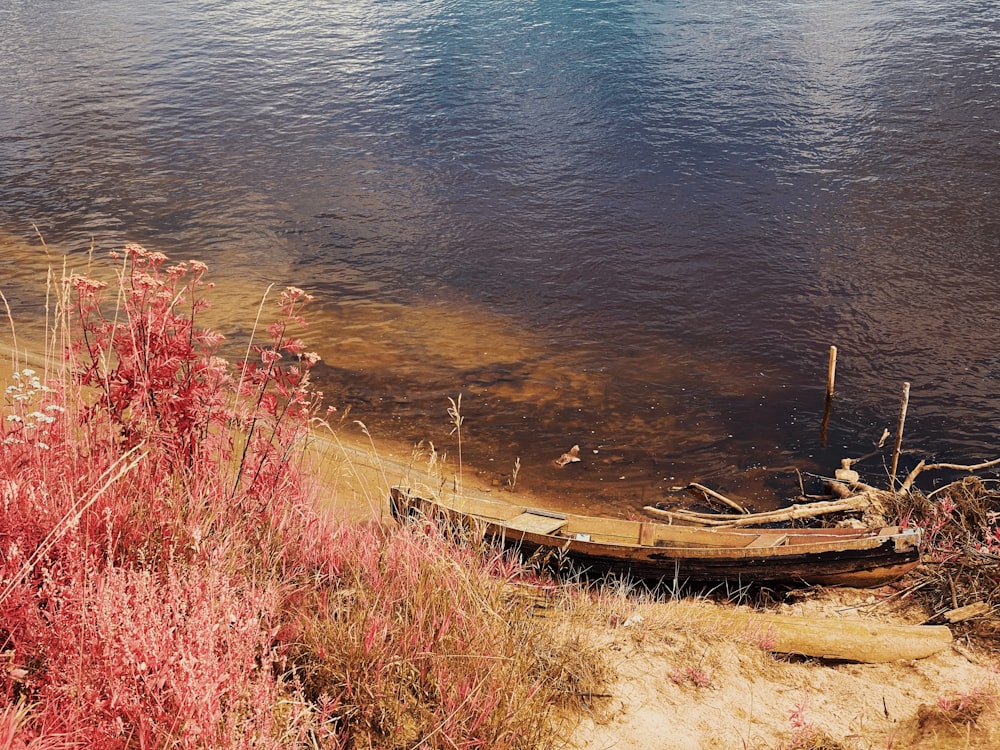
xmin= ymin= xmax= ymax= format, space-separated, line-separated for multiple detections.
xmin=820 ymin=345 xmax=837 ymax=448
xmin=826 ymin=345 xmax=838 ymax=399
xmin=890 ymin=382 xmax=911 ymax=493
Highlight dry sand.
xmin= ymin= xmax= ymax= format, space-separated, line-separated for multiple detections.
xmin=558 ymin=595 xmax=997 ymax=750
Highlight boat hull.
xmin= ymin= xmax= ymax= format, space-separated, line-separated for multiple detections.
xmin=487 ymin=531 xmax=919 ymax=587
xmin=389 ymin=488 xmax=921 ymax=588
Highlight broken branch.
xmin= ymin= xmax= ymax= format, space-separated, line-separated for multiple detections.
xmin=898 ymin=456 xmax=1000 ymax=495
xmin=686 ymin=482 xmax=748 ymax=514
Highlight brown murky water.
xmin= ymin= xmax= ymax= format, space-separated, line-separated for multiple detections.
xmin=2 ymin=0 xmax=999 ymax=514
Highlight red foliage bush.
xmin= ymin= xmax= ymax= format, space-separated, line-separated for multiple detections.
xmin=1 ymin=247 xmax=326 ymax=747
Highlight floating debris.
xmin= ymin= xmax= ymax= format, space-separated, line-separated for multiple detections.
xmin=554 ymin=444 xmax=581 ymax=468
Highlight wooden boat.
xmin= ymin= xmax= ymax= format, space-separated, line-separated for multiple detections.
xmin=389 ymin=487 xmax=921 ymax=587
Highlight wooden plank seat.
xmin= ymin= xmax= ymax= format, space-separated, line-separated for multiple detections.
xmin=505 ymin=511 xmax=567 ymax=536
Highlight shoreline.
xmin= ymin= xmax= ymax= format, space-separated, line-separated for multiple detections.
xmin=304 ymin=418 xmax=574 ymax=523
xmin=0 ymin=343 xmax=567 ymax=524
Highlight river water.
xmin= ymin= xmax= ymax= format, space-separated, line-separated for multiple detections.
xmin=2 ymin=0 xmax=998 ymax=512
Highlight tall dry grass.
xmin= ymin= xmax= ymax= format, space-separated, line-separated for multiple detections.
xmin=0 ymin=245 xmax=594 ymax=749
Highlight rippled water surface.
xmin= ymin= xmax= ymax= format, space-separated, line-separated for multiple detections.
xmin=2 ymin=0 xmax=999 ymax=511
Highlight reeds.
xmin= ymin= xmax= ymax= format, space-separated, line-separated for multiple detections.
xmin=287 ymin=523 xmax=562 ymax=748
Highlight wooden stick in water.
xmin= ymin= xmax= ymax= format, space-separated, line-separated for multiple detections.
xmin=820 ymin=345 xmax=837 ymax=448
xmin=686 ymin=482 xmax=748 ymax=514
xmin=826 ymin=345 xmax=838 ymax=398
xmin=890 ymin=382 xmax=910 ymax=493
xmin=820 ymin=393 xmax=833 ymax=449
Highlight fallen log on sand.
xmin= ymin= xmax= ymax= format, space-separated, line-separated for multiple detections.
xmin=719 ymin=610 xmax=952 ymax=663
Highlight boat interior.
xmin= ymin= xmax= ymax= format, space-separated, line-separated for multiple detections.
xmin=394 ymin=488 xmax=898 ymax=552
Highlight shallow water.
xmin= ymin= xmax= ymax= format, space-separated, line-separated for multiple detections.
xmin=2 ymin=0 xmax=999 ymax=512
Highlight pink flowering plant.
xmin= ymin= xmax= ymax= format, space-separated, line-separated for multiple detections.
xmin=1 ymin=246 xmax=327 ymax=746
xmin=0 ymin=245 xmax=568 ymax=749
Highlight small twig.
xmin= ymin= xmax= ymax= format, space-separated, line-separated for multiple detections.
xmin=888 ymin=578 xmax=934 ymax=603
xmin=948 ymin=572 xmax=959 ymax=610
xmin=898 ymin=460 xmax=927 ymax=495
xmin=844 ymin=429 xmax=892 ymax=470
xmin=558 ymin=690 xmax=614 ymax=700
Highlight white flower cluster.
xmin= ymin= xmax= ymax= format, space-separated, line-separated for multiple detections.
xmin=3 ymin=368 xmax=62 ymax=449
xmin=5 ymin=368 xmax=52 ymax=401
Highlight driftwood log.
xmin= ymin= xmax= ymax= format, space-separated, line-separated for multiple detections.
xmin=719 ymin=609 xmax=952 ymax=662
xmin=899 ymin=457 xmax=1000 ymax=494
xmin=643 ymin=492 xmax=881 ymax=528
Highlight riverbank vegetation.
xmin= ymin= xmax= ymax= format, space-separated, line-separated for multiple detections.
xmin=2 ymin=245 xmax=999 ymax=749
xmin=0 ymin=246 xmax=602 ymax=748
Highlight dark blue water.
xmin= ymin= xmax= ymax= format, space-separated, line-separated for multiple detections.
xmin=2 ymin=0 xmax=999 ymax=510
